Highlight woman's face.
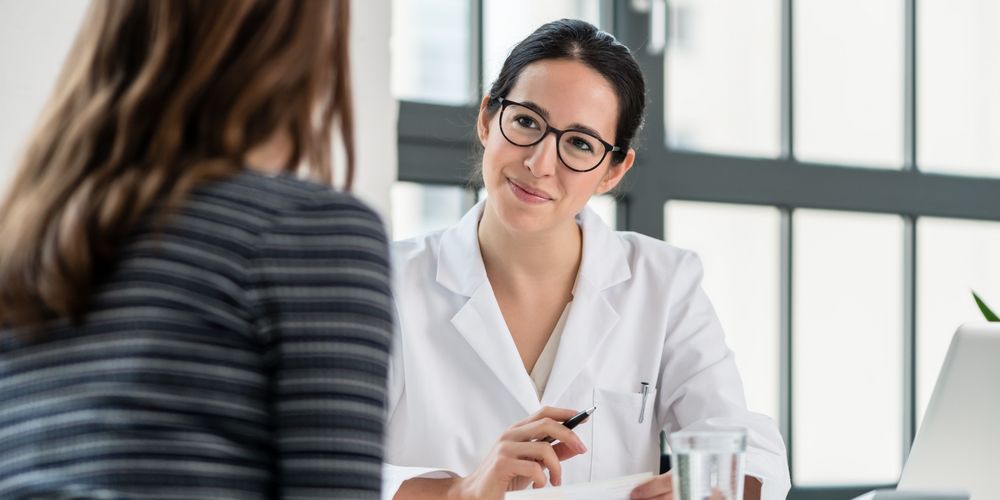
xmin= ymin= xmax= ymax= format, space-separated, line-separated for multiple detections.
xmin=477 ymin=58 xmax=635 ymax=236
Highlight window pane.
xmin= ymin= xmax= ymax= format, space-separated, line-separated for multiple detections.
xmin=391 ymin=0 xmax=471 ymax=105
xmin=391 ymin=182 xmax=474 ymax=241
xmin=793 ymin=210 xmax=903 ymax=484
xmin=918 ymin=0 xmax=1000 ymax=177
xmin=665 ymin=0 xmax=781 ymax=157
xmin=794 ymin=0 xmax=903 ymax=168
xmin=482 ymin=0 xmax=602 ymax=91
xmin=665 ymin=201 xmax=781 ymax=420
xmin=917 ymin=218 xmax=1000 ymax=424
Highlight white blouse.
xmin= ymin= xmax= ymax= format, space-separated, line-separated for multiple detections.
xmin=529 ymin=302 xmax=572 ymax=400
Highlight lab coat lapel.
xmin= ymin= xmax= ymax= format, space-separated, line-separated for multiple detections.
xmin=541 ymin=205 xmax=632 ymax=406
xmin=451 ymin=283 xmax=542 ymax=415
xmin=438 ymin=201 xmax=541 ymax=415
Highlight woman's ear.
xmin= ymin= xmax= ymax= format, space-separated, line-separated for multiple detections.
xmin=476 ymin=95 xmax=492 ymax=147
xmin=596 ymin=148 xmax=636 ymax=194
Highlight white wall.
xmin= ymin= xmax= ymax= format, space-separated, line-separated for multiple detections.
xmin=0 ymin=0 xmax=90 ymax=192
xmin=0 ymin=0 xmax=396 ymax=221
xmin=348 ymin=0 xmax=396 ymax=222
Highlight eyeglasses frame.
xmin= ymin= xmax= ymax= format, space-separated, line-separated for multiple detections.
xmin=495 ymin=96 xmax=622 ymax=173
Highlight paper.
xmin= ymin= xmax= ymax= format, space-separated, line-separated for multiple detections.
xmin=505 ymin=472 xmax=654 ymax=500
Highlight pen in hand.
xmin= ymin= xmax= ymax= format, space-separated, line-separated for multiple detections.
xmin=541 ymin=405 xmax=597 ymax=443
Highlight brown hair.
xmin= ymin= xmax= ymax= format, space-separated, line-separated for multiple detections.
xmin=0 ymin=0 xmax=354 ymax=332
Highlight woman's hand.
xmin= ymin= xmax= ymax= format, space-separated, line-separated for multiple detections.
xmin=448 ymin=406 xmax=589 ymax=500
xmin=629 ymin=472 xmax=674 ymax=500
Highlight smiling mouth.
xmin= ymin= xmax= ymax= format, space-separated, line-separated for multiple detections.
xmin=507 ymin=178 xmax=553 ymax=202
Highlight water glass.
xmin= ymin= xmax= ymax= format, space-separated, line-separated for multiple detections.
xmin=669 ymin=429 xmax=747 ymax=500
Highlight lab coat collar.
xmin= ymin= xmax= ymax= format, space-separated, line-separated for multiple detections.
xmin=574 ymin=201 xmax=632 ymax=296
xmin=438 ymin=199 xmax=632 ymax=413
xmin=436 ymin=200 xmax=488 ymax=297
xmin=436 ymin=199 xmax=632 ymax=297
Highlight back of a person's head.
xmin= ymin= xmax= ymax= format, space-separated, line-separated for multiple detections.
xmin=0 ymin=0 xmax=354 ymax=335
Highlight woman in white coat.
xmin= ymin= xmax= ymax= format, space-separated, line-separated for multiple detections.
xmin=385 ymin=19 xmax=791 ymax=500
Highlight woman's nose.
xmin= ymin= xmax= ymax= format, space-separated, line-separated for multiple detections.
xmin=524 ymin=130 xmax=560 ymax=177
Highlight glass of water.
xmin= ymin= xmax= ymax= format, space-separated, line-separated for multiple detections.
xmin=669 ymin=429 xmax=747 ymax=500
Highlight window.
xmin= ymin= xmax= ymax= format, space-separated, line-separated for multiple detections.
xmin=391 ymin=0 xmax=473 ymax=105
xmin=482 ymin=0 xmax=604 ymax=90
xmin=794 ymin=0 xmax=903 ymax=168
xmin=391 ymin=182 xmax=475 ymax=241
xmin=665 ymin=0 xmax=780 ymax=157
xmin=792 ymin=210 xmax=903 ymax=484
xmin=917 ymin=0 xmax=1000 ymax=177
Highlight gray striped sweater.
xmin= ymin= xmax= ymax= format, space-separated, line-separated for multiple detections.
xmin=0 ymin=171 xmax=393 ymax=499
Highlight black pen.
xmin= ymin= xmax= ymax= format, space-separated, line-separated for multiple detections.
xmin=542 ymin=405 xmax=597 ymax=443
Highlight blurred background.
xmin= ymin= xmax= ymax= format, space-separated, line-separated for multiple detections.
xmin=2 ymin=1 xmax=999 ymax=498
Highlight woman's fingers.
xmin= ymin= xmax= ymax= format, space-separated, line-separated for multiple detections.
xmin=480 ymin=406 xmax=593 ymax=494
xmin=511 ymin=406 xmax=579 ymax=428
xmin=504 ymin=458 xmax=547 ymax=489
xmin=630 ymin=473 xmax=673 ymax=500
xmin=499 ymin=441 xmax=563 ymax=486
xmin=504 ymin=416 xmax=588 ymax=454
xmin=550 ymin=441 xmax=580 ymax=461
xmin=458 ymin=408 xmax=593 ymax=500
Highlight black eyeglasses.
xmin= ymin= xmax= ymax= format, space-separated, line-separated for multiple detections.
xmin=496 ymin=97 xmax=621 ymax=173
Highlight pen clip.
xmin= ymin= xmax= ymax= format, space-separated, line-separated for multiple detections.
xmin=638 ymin=382 xmax=650 ymax=423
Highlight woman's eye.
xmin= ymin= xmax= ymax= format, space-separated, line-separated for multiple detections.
xmin=514 ymin=116 xmax=538 ymax=128
xmin=570 ymin=137 xmax=594 ymax=152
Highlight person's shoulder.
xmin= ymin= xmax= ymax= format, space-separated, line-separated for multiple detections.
xmin=614 ymin=230 xmax=701 ymax=271
xmin=390 ymin=229 xmax=446 ymax=272
xmin=240 ymin=171 xmax=379 ymax=213
xmin=615 ymin=231 xmax=698 ymax=262
xmin=201 ymin=171 xmax=384 ymax=229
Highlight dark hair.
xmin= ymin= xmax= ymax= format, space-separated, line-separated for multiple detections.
xmin=485 ymin=19 xmax=646 ymax=164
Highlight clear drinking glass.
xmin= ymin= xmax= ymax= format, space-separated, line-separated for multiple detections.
xmin=670 ymin=430 xmax=747 ymax=500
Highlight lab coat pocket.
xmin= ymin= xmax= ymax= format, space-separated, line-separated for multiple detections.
xmin=590 ymin=386 xmax=660 ymax=481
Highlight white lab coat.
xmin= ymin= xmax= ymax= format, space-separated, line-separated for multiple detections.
xmin=383 ymin=201 xmax=791 ymax=500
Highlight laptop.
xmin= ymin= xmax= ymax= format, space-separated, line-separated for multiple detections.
xmin=896 ymin=323 xmax=1000 ymax=499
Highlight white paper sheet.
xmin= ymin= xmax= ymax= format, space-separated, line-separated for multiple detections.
xmin=505 ymin=472 xmax=654 ymax=500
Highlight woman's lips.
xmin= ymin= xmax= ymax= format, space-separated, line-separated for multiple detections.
xmin=507 ymin=178 xmax=552 ymax=204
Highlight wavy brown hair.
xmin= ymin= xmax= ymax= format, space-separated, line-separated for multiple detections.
xmin=0 ymin=0 xmax=354 ymax=333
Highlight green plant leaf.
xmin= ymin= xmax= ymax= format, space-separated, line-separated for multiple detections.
xmin=972 ymin=291 xmax=1000 ymax=322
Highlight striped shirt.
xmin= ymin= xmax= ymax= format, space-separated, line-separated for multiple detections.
xmin=0 ymin=171 xmax=393 ymax=499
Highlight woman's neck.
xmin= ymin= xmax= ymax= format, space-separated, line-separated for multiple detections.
xmin=477 ymin=201 xmax=583 ymax=296
xmin=246 ymin=130 xmax=292 ymax=174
